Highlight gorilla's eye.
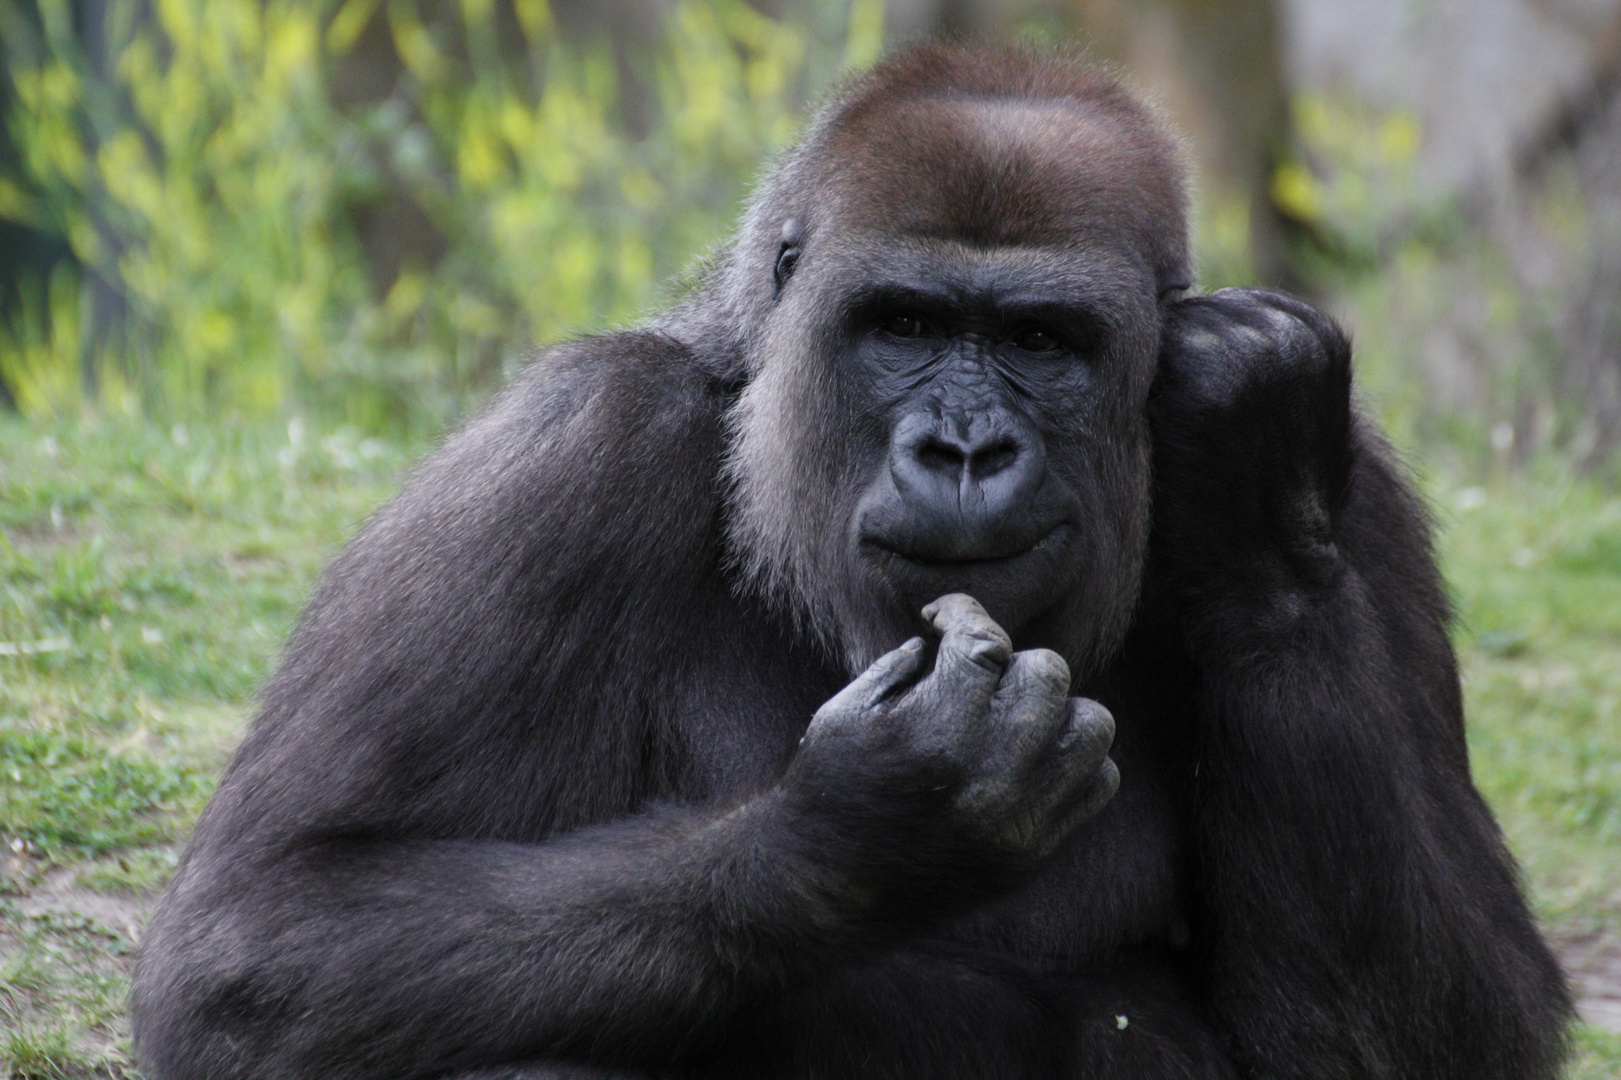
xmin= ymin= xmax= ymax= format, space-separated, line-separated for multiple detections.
xmin=1014 ymin=326 xmax=1060 ymax=352
xmin=882 ymin=314 xmax=927 ymax=339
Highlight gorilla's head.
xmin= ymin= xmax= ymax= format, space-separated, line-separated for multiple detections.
xmin=689 ymin=44 xmax=1191 ymax=674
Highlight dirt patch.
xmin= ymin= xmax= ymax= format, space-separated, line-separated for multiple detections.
xmin=16 ymin=865 xmax=154 ymax=945
xmin=1559 ymin=930 xmax=1621 ymax=1033
xmin=1 ymin=858 xmax=145 ymax=1075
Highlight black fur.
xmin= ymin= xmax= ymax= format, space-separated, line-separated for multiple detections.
xmin=133 ymin=44 xmax=1570 ymax=1080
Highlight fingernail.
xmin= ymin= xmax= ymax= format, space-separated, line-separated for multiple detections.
xmin=902 ymin=637 xmax=924 ymax=652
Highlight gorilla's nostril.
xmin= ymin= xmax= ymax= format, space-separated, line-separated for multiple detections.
xmin=916 ymin=439 xmax=965 ymax=473
xmin=970 ymin=441 xmax=1019 ymax=478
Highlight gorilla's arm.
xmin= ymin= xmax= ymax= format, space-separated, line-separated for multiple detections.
xmin=136 ymin=334 xmax=790 ymax=1079
xmin=133 ymin=334 xmax=1116 ymax=1080
xmin=1153 ymin=291 xmax=1571 ymax=1080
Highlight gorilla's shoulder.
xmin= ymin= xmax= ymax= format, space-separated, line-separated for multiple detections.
xmin=502 ymin=329 xmax=729 ymax=432
xmin=293 ymin=330 xmax=732 ymax=652
xmin=450 ymin=329 xmax=727 ymax=474
xmin=217 ymin=331 xmax=737 ymax=841
xmin=389 ymin=330 xmax=731 ymax=527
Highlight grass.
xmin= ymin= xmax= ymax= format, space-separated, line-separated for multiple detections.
xmin=0 ymin=413 xmax=1618 ymax=1077
xmin=0 ymin=416 xmax=413 ymax=1075
xmin=1449 ymin=467 xmax=1621 ymax=941
xmin=1441 ymin=462 xmax=1621 ymax=1080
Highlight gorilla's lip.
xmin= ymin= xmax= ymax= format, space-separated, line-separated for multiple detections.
xmin=861 ymin=522 xmax=1072 ymax=569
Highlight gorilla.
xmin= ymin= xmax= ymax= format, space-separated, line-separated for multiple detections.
xmin=133 ymin=44 xmax=1570 ymax=1080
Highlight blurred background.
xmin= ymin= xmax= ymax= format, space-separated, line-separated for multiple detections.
xmin=0 ymin=0 xmax=1618 ymax=465
xmin=1 ymin=2 xmax=1619 ymax=1076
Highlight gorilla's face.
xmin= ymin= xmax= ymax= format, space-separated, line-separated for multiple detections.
xmin=722 ymin=93 xmax=1179 ymax=675
xmin=843 ymin=243 xmax=1154 ymax=635
xmin=727 ymin=237 xmax=1161 ymax=675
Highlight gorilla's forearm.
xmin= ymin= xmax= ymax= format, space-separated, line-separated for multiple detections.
xmin=1179 ymin=441 xmax=1570 ymax=1080
xmin=139 ymin=796 xmax=878 ymax=1079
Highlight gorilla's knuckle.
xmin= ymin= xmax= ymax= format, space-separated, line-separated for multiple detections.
xmin=1059 ymin=699 xmax=1114 ymax=758
xmin=1091 ymin=757 xmax=1122 ymax=805
xmin=1255 ymin=295 xmax=1346 ymax=362
xmin=1103 ymin=755 xmax=1121 ymax=790
xmin=989 ymin=808 xmax=1041 ymax=853
xmin=1187 ymin=289 xmax=1342 ymax=369
xmin=1016 ymin=648 xmax=1071 ymax=689
xmin=1082 ymin=699 xmax=1116 ymax=739
xmin=957 ymin=633 xmax=1012 ymax=672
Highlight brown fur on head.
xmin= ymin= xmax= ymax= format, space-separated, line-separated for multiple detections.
xmin=711 ymin=44 xmax=1191 ymax=675
xmin=819 ymin=44 xmax=1190 ymax=292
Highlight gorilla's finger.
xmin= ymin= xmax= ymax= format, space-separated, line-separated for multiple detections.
xmin=1163 ymin=294 xmax=1244 ymax=340
xmin=1239 ymin=288 xmax=1341 ymax=343
xmin=922 ymin=593 xmax=1013 ymax=678
xmin=849 ymin=636 xmax=930 ymax=709
xmin=915 ymin=596 xmax=1014 ymax=732
xmin=1055 ymin=697 xmax=1116 ymax=776
xmin=1013 ymin=698 xmax=1114 ymax=834
xmin=984 ymin=649 xmax=1073 ymax=766
xmin=1057 ymin=755 xmax=1120 ymax=830
xmin=1183 ymin=289 xmax=1347 ymax=373
xmin=1156 ymin=303 xmax=1249 ymax=400
xmin=989 ymin=743 xmax=1118 ymax=856
xmin=807 ymin=637 xmax=928 ymax=733
xmin=955 ymin=650 xmax=1072 ymax=819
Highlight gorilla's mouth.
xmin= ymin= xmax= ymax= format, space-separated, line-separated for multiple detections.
xmin=859 ymin=521 xmax=1078 ymax=630
xmin=863 ymin=522 xmax=1072 ymax=568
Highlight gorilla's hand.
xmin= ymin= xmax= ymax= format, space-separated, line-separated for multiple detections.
xmin=1151 ymin=288 xmax=1354 ymax=606
xmin=783 ymin=594 xmax=1117 ymax=909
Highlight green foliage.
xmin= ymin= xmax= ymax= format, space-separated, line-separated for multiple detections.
xmin=369 ymin=0 xmax=815 ymax=424
xmin=74 ymin=845 xmax=181 ymax=894
xmin=1273 ymin=93 xmax=1430 ymax=267
xmin=1195 ymin=94 xmax=1424 ymax=291
xmin=1276 ymin=91 xmax=1618 ymax=469
xmin=1569 ymin=1024 xmax=1621 ymax=1080
xmin=1190 ymin=190 xmax=1255 ymax=291
xmin=0 ymin=0 xmax=365 ymax=419
xmin=1 ymin=897 xmax=137 ymax=1078
xmin=1445 ymin=467 xmax=1621 ymax=935
xmin=0 ymin=0 xmax=875 ymax=427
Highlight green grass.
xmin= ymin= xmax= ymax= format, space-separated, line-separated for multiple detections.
xmin=1 ymin=415 xmax=1617 ymax=1077
xmin=1448 ymin=467 xmax=1621 ymax=944
xmin=0 ymin=416 xmax=414 ymax=1076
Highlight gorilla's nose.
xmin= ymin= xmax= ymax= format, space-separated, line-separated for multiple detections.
xmin=886 ymin=410 xmax=1048 ymax=560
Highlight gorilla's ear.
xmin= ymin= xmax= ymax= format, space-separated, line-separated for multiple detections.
xmin=773 ymin=218 xmax=804 ymax=301
xmin=1157 ymin=264 xmax=1193 ymax=301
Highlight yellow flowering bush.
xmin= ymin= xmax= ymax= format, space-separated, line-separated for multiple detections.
xmin=0 ymin=0 xmax=881 ymax=427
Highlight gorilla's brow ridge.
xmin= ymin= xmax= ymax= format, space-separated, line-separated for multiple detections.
xmin=816 ymin=245 xmax=1145 ymax=327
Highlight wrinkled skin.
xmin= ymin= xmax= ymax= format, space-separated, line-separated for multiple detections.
xmin=132 ymin=45 xmax=1569 ymax=1080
